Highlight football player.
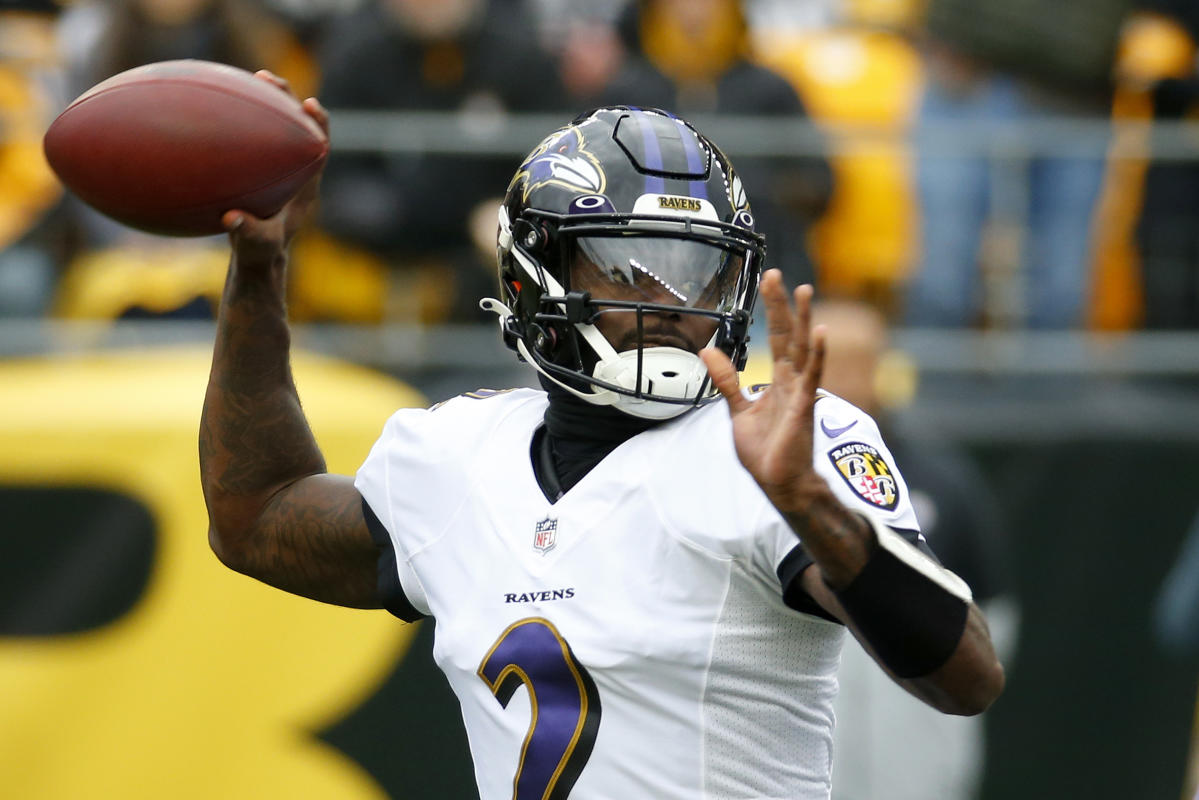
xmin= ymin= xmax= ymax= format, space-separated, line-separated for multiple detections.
xmin=201 ymin=73 xmax=1004 ymax=800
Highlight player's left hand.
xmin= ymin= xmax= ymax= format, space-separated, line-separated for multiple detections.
xmin=700 ymin=269 xmax=826 ymax=513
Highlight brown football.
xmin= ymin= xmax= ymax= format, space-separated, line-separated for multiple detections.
xmin=43 ymin=60 xmax=328 ymax=237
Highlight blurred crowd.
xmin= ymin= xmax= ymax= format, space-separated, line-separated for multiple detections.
xmin=3 ymin=0 xmax=1199 ymax=329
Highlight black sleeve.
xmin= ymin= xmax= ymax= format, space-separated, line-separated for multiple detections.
xmin=777 ymin=528 xmax=937 ymax=624
xmin=361 ymin=497 xmax=427 ymax=622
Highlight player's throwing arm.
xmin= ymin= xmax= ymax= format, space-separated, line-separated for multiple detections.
xmin=199 ymin=72 xmax=384 ymax=610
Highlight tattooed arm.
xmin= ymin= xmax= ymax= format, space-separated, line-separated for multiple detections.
xmin=199 ymin=75 xmax=380 ymax=609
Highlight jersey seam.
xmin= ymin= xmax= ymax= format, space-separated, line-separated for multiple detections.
xmin=403 ymin=390 xmax=545 ymax=562
xmin=697 ymin=553 xmax=736 ymax=799
xmin=381 ymin=425 xmax=435 ymax=615
xmin=405 ymin=559 xmax=433 ymax=617
xmin=379 ymin=393 xmax=536 ymax=611
xmin=644 ymin=474 xmax=739 ymax=563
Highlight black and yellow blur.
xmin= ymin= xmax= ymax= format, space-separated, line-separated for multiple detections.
xmin=3 ymin=1 xmax=1199 ymax=799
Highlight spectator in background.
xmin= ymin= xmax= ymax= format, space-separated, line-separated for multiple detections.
xmin=253 ymin=0 xmax=359 ymax=53
xmin=60 ymin=0 xmax=265 ymax=96
xmin=740 ymin=0 xmax=928 ymax=317
xmin=810 ymin=299 xmax=1019 ymax=800
xmin=315 ymin=0 xmax=567 ymax=323
xmin=905 ymin=0 xmax=1126 ymax=328
xmin=52 ymin=0 xmax=313 ymax=320
xmin=0 ymin=2 xmax=65 ymax=317
xmin=545 ymin=3 xmax=662 ymax=112
xmin=1131 ymin=3 xmax=1199 ymax=329
xmin=597 ymin=0 xmax=832 ymax=288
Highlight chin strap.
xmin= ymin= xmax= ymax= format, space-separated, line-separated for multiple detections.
xmin=481 ymin=297 xmax=620 ymax=408
xmin=480 ymin=296 xmax=707 ymax=419
xmin=591 ymin=346 xmax=712 ymax=419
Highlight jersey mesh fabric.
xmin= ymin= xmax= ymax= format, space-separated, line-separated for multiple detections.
xmin=702 ymin=560 xmax=844 ymax=800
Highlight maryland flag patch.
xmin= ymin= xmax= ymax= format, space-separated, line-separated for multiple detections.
xmin=828 ymin=442 xmax=899 ymax=511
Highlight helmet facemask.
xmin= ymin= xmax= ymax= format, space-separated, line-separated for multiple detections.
xmin=490 ymin=204 xmax=763 ymax=419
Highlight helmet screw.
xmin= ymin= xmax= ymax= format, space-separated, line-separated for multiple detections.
xmin=535 ymin=332 xmax=549 ymax=350
xmin=524 ymin=229 xmax=540 ymax=248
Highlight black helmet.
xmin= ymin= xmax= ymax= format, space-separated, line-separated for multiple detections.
xmin=482 ymin=107 xmax=765 ymax=419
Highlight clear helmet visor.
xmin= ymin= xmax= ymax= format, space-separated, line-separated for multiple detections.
xmin=569 ymin=235 xmax=747 ymax=313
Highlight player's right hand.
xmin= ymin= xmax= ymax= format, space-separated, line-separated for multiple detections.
xmin=222 ymin=71 xmax=328 ymax=266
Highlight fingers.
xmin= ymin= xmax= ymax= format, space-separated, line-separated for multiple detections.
xmin=700 ymin=348 xmax=751 ymax=415
xmin=803 ymin=324 xmax=827 ymax=398
xmin=708 ymin=271 xmax=821 ymax=415
xmin=789 ymin=284 xmax=814 ymax=370
xmin=762 ymin=269 xmax=818 ymax=387
xmin=221 ymin=209 xmax=244 ymax=234
xmin=221 ymin=208 xmax=273 ymax=241
xmin=254 ymin=69 xmax=291 ymax=95
xmin=254 ymin=70 xmax=329 ymax=139
xmin=223 ymin=206 xmax=288 ymax=269
xmin=761 ymin=269 xmax=794 ymax=369
xmin=302 ymin=97 xmax=330 ymax=138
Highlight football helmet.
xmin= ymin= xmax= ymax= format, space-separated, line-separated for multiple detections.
xmin=482 ymin=107 xmax=765 ymax=419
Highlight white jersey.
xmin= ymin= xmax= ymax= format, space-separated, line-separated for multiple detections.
xmin=355 ymin=387 xmax=919 ymax=800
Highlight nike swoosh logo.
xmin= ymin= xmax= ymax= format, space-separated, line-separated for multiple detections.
xmin=820 ymin=419 xmax=858 ymax=439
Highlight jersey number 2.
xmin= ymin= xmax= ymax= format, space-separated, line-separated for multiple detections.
xmin=477 ymin=617 xmax=602 ymax=800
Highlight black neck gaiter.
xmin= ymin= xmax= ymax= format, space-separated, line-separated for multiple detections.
xmin=539 ymin=376 xmax=664 ymax=494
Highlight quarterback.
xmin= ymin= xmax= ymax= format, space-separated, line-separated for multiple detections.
xmin=201 ymin=73 xmax=1004 ymax=800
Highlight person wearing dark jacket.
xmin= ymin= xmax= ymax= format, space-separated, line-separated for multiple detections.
xmin=1131 ymin=1 xmax=1199 ymax=328
xmin=315 ymin=0 xmax=567 ymax=320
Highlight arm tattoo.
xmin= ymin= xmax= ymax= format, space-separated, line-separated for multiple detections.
xmin=202 ymin=256 xmax=322 ymax=499
xmin=780 ymin=480 xmax=874 ymax=590
xmin=200 ymin=254 xmax=379 ymax=608
xmin=249 ymin=475 xmax=380 ymax=608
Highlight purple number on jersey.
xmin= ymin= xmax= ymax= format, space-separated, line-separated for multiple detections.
xmin=477 ymin=617 xmax=602 ymax=800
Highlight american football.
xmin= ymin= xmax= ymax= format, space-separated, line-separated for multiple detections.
xmin=43 ymin=59 xmax=328 ymax=237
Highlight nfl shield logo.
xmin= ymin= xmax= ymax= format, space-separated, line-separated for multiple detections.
xmin=533 ymin=517 xmax=558 ymax=554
